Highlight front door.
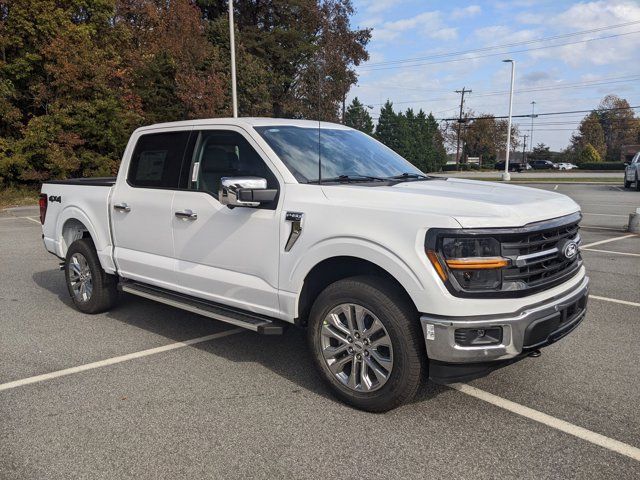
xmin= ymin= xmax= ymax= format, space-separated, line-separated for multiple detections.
xmin=111 ymin=128 xmax=191 ymax=287
xmin=171 ymin=127 xmax=283 ymax=318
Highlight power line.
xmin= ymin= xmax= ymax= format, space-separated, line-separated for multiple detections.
xmin=367 ymin=75 xmax=640 ymax=106
xmin=440 ymin=105 xmax=640 ymax=122
xmin=363 ymin=21 xmax=640 ymax=67
xmin=358 ymin=30 xmax=640 ymax=72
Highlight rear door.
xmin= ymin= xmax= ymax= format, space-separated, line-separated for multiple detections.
xmin=170 ymin=126 xmax=283 ymax=318
xmin=111 ymin=128 xmax=191 ymax=287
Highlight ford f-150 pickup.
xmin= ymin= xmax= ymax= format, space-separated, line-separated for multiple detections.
xmin=40 ymin=118 xmax=589 ymax=411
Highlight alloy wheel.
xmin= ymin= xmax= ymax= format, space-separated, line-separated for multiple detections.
xmin=320 ymin=303 xmax=394 ymax=392
xmin=69 ymin=253 xmax=93 ymax=303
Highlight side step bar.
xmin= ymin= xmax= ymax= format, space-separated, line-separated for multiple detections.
xmin=118 ymin=281 xmax=286 ymax=335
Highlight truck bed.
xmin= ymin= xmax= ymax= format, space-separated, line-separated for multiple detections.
xmin=41 ymin=178 xmax=116 ymax=273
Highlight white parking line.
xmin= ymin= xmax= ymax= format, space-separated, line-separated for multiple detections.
xmin=582 ymin=213 xmax=628 ymax=218
xmin=591 ymin=295 xmax=640 ymax=308
xmin=581 ymin=226 xmax=626 ymax=232
xmin=450 ymin=383 xmax=640 ymax=462
xmin=0 ymin=329 xmax=243 ymax=392
xmin=582 ymin=248 xmax=640 ymax=257
xmin=19 ymin=216 xmax=40 ymax=224
xmin=553 ymin=185 xmax=558 ymax=190
xmin=581 ymin=234 xmax=636 ymax=249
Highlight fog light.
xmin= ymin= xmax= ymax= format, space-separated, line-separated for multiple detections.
xmin=454 ymin=327 xmax=503 ymax=346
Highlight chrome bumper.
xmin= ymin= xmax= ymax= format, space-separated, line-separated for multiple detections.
xmin=420 ymin=276 xmax=589 ymax=364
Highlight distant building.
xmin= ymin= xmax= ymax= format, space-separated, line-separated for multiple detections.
xmin=621 ymin=145 xmax=640 ymax=163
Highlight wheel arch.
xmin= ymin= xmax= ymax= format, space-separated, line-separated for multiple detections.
xmin=295 ymin=256 xmax=419 ymax=326
xmin=55 ymin=207 xmax=115 ymax=273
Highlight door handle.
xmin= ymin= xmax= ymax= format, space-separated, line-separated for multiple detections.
xmin=113 ymin=203 xmax=131 ymax=212
xmin=175 ymin=209 xmax=198 ymax=220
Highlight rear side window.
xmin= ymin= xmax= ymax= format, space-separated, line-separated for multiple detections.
xmin=128 ymin=131 xmax=190 ymax=188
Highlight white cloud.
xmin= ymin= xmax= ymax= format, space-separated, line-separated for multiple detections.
xmin=373 ymin=10 xmax=458 ymax=43
xmin=451 ymin=5 xmax=481 ymax=20
xmin=515 ymin=12 xmax=544 ymax=24
xmin=358 ymin=0 xmax=403 ymax=15
xmin=530 ymin=1 xmax=640 ymax=66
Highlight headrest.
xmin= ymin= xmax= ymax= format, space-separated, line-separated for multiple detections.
xmin=201 ymin=145 xmax=238 ymax=173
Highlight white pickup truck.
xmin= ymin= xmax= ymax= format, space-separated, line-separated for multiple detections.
xmin=40 ymin=118 xmax=589 ymax=411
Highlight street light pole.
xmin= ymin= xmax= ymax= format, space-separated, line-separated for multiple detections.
xmin=530 ymin=100 xmax=536 ymax=150
xmin=229 ymin=0 xmax=238 ymax=118
xmin=502 ymin=59 xmax=515 ymax=181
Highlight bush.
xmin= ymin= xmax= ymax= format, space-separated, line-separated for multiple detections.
xmin=576 ymin=162 xmax=626 ymax=171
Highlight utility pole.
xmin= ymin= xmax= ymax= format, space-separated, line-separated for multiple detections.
xmin=455 ymin=87 xmax=471 ymax=169
xmin=530 ymin=101 xmax=536 ymax=149
xmin=521 ymin=134 xmax=528 ymax=164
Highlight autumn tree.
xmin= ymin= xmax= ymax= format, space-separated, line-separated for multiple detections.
xmin=462 ymin=113 xmax=519 ymax=164
xmin=570 ymin=112 xmax=606 ymax=159
xmin=0 ymin=0 xmax=371 ymax=186
xmin=344 ymin=97 xmax=373 ymax=135
xmin=578 ymin=143 xmax=601 ymax=163
xmin=595 ymin=95 xmax=640 ymax=161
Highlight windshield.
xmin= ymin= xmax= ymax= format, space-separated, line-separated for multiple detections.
xmin=254 ymin=126 xmax=423 ymax=183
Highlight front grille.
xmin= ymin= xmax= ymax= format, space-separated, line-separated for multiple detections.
xmin=500 ymin=216 xmax=581 ymax=291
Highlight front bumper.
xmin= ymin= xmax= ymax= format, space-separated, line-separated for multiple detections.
xmin=420 ymin=275 xmax=589 ymax=367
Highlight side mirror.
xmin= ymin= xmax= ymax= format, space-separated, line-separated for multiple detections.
xmin=219 ymin=177 xmax=277 ymax=208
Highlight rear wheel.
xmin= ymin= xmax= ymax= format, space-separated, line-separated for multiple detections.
xmin=308 ymin=276 xmax=425 ymax=412
xmin=65 ymin=238 xmax=118 ymax=314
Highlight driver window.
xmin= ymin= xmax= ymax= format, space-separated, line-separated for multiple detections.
xmin=189 ymin=130 xmax=276 ymax=197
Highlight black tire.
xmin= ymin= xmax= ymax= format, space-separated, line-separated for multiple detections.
xmin=307 ymin=276 xmax=425 ymax=412
xmin=624 ymin=177 xmax=631 ymax=188
xmin=636 ymin=174 xmax=640 ymax=192
xmin=65 ymin=238 xmax=118 ymax=314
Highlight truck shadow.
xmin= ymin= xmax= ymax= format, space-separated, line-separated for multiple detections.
xmin=32 ymin=269 xmax=446 ymax=410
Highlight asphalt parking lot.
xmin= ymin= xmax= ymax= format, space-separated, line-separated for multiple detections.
xmin=1 ymin=184 xmax=639 ymax=479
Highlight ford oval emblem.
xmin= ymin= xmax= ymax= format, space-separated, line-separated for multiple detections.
xmin=562 ymin=241 xmax=578 ymax=260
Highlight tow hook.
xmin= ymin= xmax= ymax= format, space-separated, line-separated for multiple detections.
xmin=528 ymin=349 xmax=542 ymax=358
xmin=59 ymin=261 xmax=65 ymax=271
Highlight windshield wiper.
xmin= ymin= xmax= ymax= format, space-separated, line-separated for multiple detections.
xmin=387 ymin=172 xmax=430 ymax=181
xmin=307 ymin=175 xmax=387 ymax=184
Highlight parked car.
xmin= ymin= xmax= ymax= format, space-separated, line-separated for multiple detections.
xmin=495 ymin=161 xmax=530 ymax=172
xmin=557 ymin=163 xmax=578 ymax=170
xmin=39 ymin=118 xmax=589 ymax=412
xmin=624 ymin=151 xmax=640 ymax=190
xmin=530 ymin=160 xmax=558 ymax=170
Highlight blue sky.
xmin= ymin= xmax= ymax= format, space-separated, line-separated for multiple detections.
xmin=349 ymin=0 xmax=640 ymax=151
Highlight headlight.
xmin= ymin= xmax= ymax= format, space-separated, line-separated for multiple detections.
xmin=427 ymin=236 xmax=509 ymax=292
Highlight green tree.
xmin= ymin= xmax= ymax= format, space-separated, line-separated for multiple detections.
xmin=578 ymin=143 xmax=601 ymax=163
xmin=375 ymin=101 xmax=400 ymax=151
xmin=344 ymin=97 xmax=373 ymax=135
xmin=529 ymin=143 xmax=551 ymax=161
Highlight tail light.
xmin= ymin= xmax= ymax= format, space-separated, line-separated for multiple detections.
xmin=39 ymin=194 xmax=48 ymax=225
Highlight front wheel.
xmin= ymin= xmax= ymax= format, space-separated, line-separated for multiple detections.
xmin=308 ymin=276 xmax=425 ymax=412
xmin=636 ymin=174 xmax=640 ymax=192
xmin=65 ymin=238 xmax=118 ymax=314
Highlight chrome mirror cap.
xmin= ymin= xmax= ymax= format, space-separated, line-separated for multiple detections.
xmin=219 ymin=177 xmax=267 ymax=207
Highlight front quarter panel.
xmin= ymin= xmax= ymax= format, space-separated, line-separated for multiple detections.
xmin=277 ymin=184 xmax=461 ymax=318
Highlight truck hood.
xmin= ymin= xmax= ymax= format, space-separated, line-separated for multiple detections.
xmin=321 ymin=178 xmax=580 ymax=228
